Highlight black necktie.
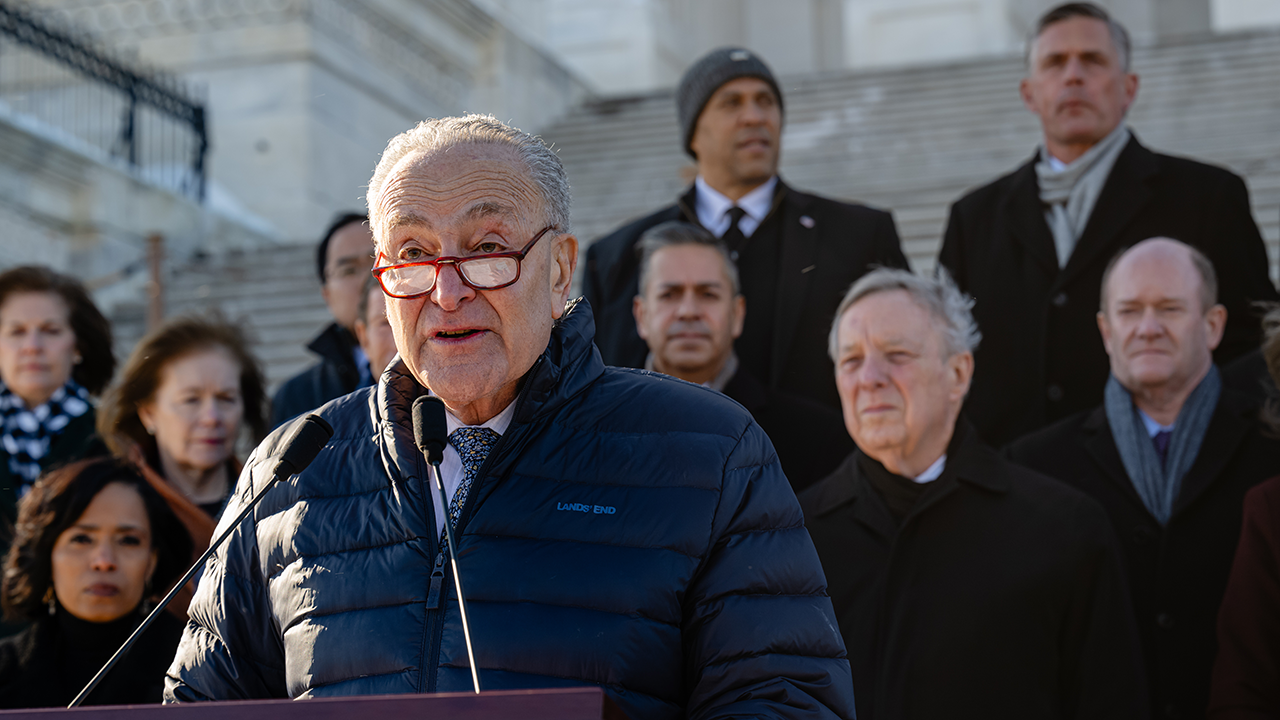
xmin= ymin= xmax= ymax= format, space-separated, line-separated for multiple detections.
xmin=721 ymin=206 xmax=748 ymax=261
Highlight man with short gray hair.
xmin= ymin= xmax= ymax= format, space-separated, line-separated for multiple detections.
xmin=802 ymin=267 xmax=1145 ymax=719
xmin=633 ymin=221 xmax=851 ymax=492
xmin=939 ymin=1 xmax=1277 ymax=448
xmin=167 ymin=114 xmax=856 ymax=719
xmin=1010 ymin=237 xmax=1280 ymax=718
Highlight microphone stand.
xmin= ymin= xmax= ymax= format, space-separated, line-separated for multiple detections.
xmin=428 ymin=459 xmax=482 ymax=695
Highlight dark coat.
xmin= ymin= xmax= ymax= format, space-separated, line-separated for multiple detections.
xmin=1209 ymin=474 xmax=1280 ymax=719
xmin=269 ymin=323 xmax=367 ymax=429
xmin=0 ymin=609 xmax=184 ymax=708
xmin=584 ymin=180 xmax=907 ymax=411
xmin=799 ymin=424 xmax=1147 ymax=720
xmin=0 ymin=409 xmax=106 ymax=537
xmin=722 ymin=366 xmax=853 ymax=494
xmin=1008 ymin=388 xmax=1280 ymax=719
xmin=167 ymin=300 xmax=857 ymax=720
xmin=939 ymin=135 xmax=1278 ymax=447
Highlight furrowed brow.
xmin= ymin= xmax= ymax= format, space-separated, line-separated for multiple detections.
xmin=465 ymin=201 xmax=517 ymax=222
xmin=387 ymin=212 xmax=433 ymax=233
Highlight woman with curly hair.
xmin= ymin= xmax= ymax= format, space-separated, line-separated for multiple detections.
xmin=0 ymin=457 xmax=192 ymax=707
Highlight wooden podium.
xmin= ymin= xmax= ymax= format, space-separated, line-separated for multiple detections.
xmin=0 ymin=687 xmax=625 ymax=719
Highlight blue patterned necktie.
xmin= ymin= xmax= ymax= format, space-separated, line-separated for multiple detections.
xmin=441 ymin=427 xmax=501 ymax=546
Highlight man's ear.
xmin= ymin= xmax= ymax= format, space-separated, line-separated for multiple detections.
xmin=949 ymin=351 xmax=974 ymax=402
xmin=731 ymin=295 xmax=746 ymax=340
xmin=1205 ymin=303 xmax=1227 ymax=351
xmin=633 ymin=295 xmax=648 ymax=341
xmin=1097 ymin=310 xmax=1112 ymax=347
xmin=1019 ymin=77 xmax=1037 ymax=115
xmin=549 ymin=233 xmax=578 ymax=319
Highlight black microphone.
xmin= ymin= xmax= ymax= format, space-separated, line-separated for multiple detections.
xmin=410 ymin=395 xmax=481 ymax=694
xmin=69 ymin=414 xmax=334 ymax=708
xmin=412 ymin=395 xmax=449 ymax=466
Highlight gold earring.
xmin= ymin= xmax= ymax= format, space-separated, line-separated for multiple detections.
xmin=43 ymin=587 xmax=55 ymax=616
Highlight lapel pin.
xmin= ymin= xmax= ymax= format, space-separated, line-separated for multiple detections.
xmin=801 ymin=265 xmax=816 ymax=274
xmin=800 ymin=216 xmax=815 ymax=228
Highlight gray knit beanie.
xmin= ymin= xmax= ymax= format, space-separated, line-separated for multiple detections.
xmin=677 ymin=47 xmax=783 ymax=158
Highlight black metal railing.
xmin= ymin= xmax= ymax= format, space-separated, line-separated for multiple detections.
xmin=0 ymin=1 xmax=207 ymax=200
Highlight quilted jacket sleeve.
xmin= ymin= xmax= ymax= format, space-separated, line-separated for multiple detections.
xmin=164 ymin=455 xmax=289 ymax=702
xmin=683 ymin=420 xmax=857 ymax=720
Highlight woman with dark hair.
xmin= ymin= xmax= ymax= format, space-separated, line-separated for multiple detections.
xmin=0 ymin=266 xmax=115 ymax=534
xmin=97 ymin=316 xmax=265 ymax=580
xmin=0 ymin=457 xmax=193 ymax=707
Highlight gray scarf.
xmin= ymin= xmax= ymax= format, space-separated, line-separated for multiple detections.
xmin=1104 ymin=366 xmax=1221 ymax=525
xmin=1036 ymin=123 xmax=1131 ymax=267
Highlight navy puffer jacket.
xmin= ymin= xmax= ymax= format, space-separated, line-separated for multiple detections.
xmin=165 ymin=300 xmax=855 ymax=719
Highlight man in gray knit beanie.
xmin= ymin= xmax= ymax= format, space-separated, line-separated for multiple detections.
xmin=585 ymin=47 xmax=908 ymax=413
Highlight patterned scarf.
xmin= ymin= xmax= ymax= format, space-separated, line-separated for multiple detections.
xmin=0 ymin=380 xmax=92 ymax=491
xmin=1035 ymin=123 xmax=1131 ymax=267
xmin=1104 ymin=366 xmax=1221 ymax=525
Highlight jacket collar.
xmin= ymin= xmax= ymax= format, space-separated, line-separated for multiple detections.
xmin=1006 ymin=134 xmax=1157 ymax=290
xmin=372 ymin=299 xmax=606 ymax=488
xmin=307 ymin=323 xmax=360 ymax=370
xmin=805 ymin=419 xmax=1009 ymax=540
xmin=1081 ymin=385 xmax=1259 ymax=522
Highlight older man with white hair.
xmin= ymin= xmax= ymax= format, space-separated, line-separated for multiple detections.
xmin=164 ymin=115 xmax=855 ymax=720
xmin=801 ymin=267 xmax=1145 ymax=719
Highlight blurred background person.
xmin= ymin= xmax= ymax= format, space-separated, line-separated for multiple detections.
xmin=352 ymin=276 xmax=398 ymax=382
xmin=270 ymin=213 xmax=375 ymax=428
xmin=98 ymin=316 xmax=265 ymax=615
xmin=632 ymin=221 xmax=851 ymax=492
xmin=585 ymin=47 xmax=907 ymax=412
xmin=939 ymin=2 xmax=1277 ymax=448
xmin=802 ymin=267 xmax=1144 ymax=719
xmin=1209 ymin=305 xmax=1280 ymax=719
xmin=0 ymin=266 xmax=115 ymax=540
xmin=1009 ymin=238 xmax=1280 ymax=719
xmin=0 ymin=457 xmax=192 ymax=708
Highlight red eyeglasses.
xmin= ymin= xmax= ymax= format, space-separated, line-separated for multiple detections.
xmin=372 ymin=225 xmax=558 ymax=299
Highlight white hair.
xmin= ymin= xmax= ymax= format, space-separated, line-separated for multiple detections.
xmin=828 ymin=267 xmax=982 ymax=361
xmin=365 ymin=114 xmax=572 ymax=241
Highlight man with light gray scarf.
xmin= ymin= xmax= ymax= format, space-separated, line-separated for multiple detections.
xmin=939 ymin=1 xmax=1277 ymax=448
xmin=1009 ymin=238 xmax=1280 ymax=719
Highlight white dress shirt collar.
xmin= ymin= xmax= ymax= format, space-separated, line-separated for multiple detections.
xmin=1138 ymin=409 xmax=1175 ymax=439
xmin=444 ymin=398 xmax=516 ymax=436
xmin=913 ymin=454 xmax=947 ymax=484
xmin=694 ymin=175 xmax=778 ymax=239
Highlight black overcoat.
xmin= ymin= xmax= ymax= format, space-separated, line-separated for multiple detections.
xmin=269 ymin=323 xmax=366 ymax=430
xmin=939 ymin=135 xmax=1278 ymax=447
xmin=800 ymin=425 xmax=1147 ymax=720
xmin=583 ymin=179 xmax=907 ymax=411
xmin=1008 ymin=387 xmax=1280 ymax=720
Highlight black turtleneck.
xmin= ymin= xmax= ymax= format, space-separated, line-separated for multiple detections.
xmin=858 ymin=422 xmax=968 ymax=524
xmin=0 ymin=604 xmax=184 ymax=708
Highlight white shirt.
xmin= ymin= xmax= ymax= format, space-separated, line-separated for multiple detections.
xmin=1138 ymin=409 xmax=1176 ymax=439
xmin=1047 ymin=154 xmax=1069 ymax=173
xmin=913 ymin=454 xmax=947 ymax=484
xmin=430 ymin=399 xmax=516 ymax=538
xmin=695 ymin=175 xmax=778 ymax=239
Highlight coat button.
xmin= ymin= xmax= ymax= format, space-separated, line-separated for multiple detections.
xmin=1157 ymin=612 xmax=1175 ymax=629
xmin=1052 ymin=292 xmax=1068 ymax=307
xmin=1133 ymin=526 xmax=1158 ymax=545
xmin=1046 ymin=384 xmax=1064 ymax=401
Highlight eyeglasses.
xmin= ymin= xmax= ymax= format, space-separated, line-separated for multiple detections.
xmin=372 ymin=225 xmax=558 ymax=299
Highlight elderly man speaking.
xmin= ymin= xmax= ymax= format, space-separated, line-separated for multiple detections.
xmin=164 ymin=115 xmax=854 ymax=720
xmin=800 ymin=268 xmax=1145 ymax=719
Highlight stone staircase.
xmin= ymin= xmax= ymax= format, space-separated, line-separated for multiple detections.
xmin=112 ymin=27 xmax=1280 ymax=391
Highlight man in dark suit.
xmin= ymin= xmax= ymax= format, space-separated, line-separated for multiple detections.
xmin=584 ymin=47 xmax=907 ymax=411
xmin=632 ymin=221 xmax=851 ymax=493
xmin=1009 ymin=238 xmax=1280 ymax=719
xmin=270 ymin=213 xmax=376 ymax=428
xmin=801 ymin=267 xmax=1145 ymax=719
xmin=939 ymin=2 xmax=1277 ymax=447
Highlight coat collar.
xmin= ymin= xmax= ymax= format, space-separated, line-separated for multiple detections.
xmin=803 ymin=420 xmax=1011 ymax=540
xmin=1005 ymin=134 xmax=1158 ymax=290
xmin=372 ymin=299 xmax=606 ymax=490
xmin=1081 ymin=385 xmax=1259 ymax=522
